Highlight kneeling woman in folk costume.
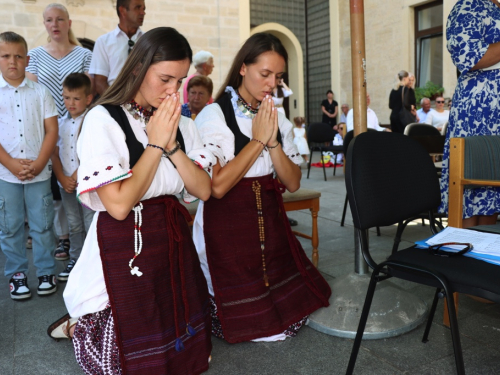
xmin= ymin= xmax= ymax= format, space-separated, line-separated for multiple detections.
xmin=193 ymin=33 xmax=331 ymax=343
xmin=60 ymin=28 xmax=214 ymax=374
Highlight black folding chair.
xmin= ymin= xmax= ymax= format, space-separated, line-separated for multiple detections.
xmin=345 ymin=132 xmax=500 ymax=375
xmin=306 ymin=123 xmax=343 ymax=181
xmin=340 ymin=129 xmax=380 ymax=236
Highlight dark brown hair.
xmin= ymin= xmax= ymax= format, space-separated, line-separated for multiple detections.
xmin=116 ymin=0 xmax=132 ymax=17
xmin=63 ymin=73 xmax=91 ymax=96
xmin=215 ymin=32 xmax=288 ymax=100
xmin=93 ymin=27 xmax=192 ymax=109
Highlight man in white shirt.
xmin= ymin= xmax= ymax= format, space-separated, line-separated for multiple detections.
xmin=416 ymin=97 xmax=435 ymax=123
xmin=340 ymin=103 xmax=349 ymax=123
xmin=346 ymin=94 xmax=390 ymax=132
xmin=90 ymin=0 xmax=146 ymax=95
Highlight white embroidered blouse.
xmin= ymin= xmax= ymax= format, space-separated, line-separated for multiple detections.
xmin=192 ymin=86 xmax=302 ymax=295
xmin=63 ymin=105 xmax=215 ymax=318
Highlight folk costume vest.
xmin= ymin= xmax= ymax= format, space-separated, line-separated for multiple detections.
xmin=96 ymin=105 xmax=211 ymax=374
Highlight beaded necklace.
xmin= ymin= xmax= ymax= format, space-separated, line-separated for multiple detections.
xmin=124 ymin=100 xmax=154 ymax=124
xmin=236 ymin=91 xmax=260 ymax=117
xmin=252 ymin=181 xmax=269 ymax=287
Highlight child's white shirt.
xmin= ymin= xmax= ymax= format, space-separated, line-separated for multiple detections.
xmin=0 ymin=75 xmax=57 ymax=183
xmin=57 ymin=113 xmax=84 ymax=184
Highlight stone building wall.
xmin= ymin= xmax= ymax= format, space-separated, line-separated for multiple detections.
xmin=336 ymin=0 xmax=457 ymax=125
xmin=0 ymin=0 xmax=243 ymax=95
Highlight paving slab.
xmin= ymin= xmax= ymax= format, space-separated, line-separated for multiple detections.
xmin=0 ymin=159 xmax=497 ymax=374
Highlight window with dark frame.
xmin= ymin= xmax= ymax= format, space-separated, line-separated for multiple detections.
xmin=414 ymin=1 xmax=443 ymax=88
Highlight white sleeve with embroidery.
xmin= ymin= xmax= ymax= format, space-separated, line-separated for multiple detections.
xmin=194 ymin=103 xmax=235 ymax=168
xmin=179 ymin=116 xmax=216 ymax=203
xmin=76 ymin=105 xmax=132 ymax=211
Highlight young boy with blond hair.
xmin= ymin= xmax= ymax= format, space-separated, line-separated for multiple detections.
xmin=0 ymin=31 xmax=58 ymax=300
xmin=51 ymin=73 xmax=94 ymax=281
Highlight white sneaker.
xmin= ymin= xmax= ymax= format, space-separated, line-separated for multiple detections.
xmin=9 ymin=272 xmax=31 ymax=300
xmin=37 ymin=275 xmax=57 ymax=296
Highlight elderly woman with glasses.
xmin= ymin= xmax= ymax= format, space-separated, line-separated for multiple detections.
xmin=424 ymin=96 xmax=449 ymax=132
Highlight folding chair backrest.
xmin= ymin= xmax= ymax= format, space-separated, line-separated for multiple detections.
xmin=441 ymin=121 xmax=448 ymax=136
xmin=404 ymin=123 xmax=441 ymax=136
xmin=346 ymin=132 xmax=441 ymax=231
xmin=307 ymin=123 xmax=337 ymax=143
xmin=343 ymin=129 xmax=378 ymax=162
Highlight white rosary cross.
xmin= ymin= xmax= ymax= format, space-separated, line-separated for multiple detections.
xmin=130 ymin=266 xmax=143 ymax=277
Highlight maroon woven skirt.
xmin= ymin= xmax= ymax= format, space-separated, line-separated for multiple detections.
xmin=203 ymin=174 xmax=331 ymax=343
xmin=97 ymin=195 xmax=211 ymax=374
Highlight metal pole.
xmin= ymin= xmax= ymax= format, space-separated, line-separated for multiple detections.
xmin=350 ymin=0 xmax=367 ymax=136
xmin=305 ymin=0 xmax=310 ymax=124
xmin=354 ymin=229 xmax=368 ymax=275
xmin=350 ymin=0 xmax=369 ymax=275
xmin=308 ymin=0 xmax=427 ymax=339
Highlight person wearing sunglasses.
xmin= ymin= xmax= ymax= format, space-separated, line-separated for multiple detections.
xmin=425 ymin=96 xmax=449 ymax=132
xmin=90 ymin=0 xmax=146 ymax=96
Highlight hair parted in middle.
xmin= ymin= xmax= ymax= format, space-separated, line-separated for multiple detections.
xmin=43 ymin=3 xmax=81 ymax=46
xmin=187 ymin=75 xmax=213 ymax=96
xmin=93 ymin=27 xmax=192 ymax=110
xmin=215 ymin=32 xmax=288 ymax=101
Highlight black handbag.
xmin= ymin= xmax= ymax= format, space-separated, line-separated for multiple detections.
xmin=399 ymin=87 xmax=416 ymax=126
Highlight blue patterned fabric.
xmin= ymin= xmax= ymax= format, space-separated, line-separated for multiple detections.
xmin=181 ymin=103 xmax=192 ymax=118
xmin=441 ymin=0 xmax=500 ymax=218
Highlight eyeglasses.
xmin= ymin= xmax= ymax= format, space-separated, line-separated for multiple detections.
xmin=128 ymin=39 xmax=135 ymax=55
xmin=436 ymin=100 xmax=445 ymax=104
xmin=428 ymin=242 xmax=472 ymax=257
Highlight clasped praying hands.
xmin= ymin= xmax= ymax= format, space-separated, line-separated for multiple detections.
xmin=252 ymin=95 xmax=279 ymax=148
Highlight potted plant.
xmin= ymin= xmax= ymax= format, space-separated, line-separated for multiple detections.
xmin=415 ymin=81 xmax=445 ymax=107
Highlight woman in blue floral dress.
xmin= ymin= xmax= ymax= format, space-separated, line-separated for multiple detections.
xmin=441 ymin=0 xmax=500 ymax=227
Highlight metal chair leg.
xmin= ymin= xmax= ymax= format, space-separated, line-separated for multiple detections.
xmin=307 ymin=148 xmax=313 ymax=179
xmin=321 ymin=149 xmax=327 ymax=181
xmin=391 ymin=221 xmax=407 ymax=254
xmin=376 ymin=226 xmax=381 ymax=236
xmin=422 ymin=288 xmax=442 ymax=343
xmin=341 ymin=194 xmax=348 ymax=227
xmin=346 ymin=269 xmax=381 ymax=375
xmin=442 ymin=286 xmax=465 ymax=375
xmin=333 ymin=153 xmax=337 ymax=176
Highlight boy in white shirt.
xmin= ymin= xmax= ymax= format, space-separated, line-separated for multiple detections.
xmin=51 ymin=73 xmax=94 ymax=281
xmin=0 ymin=32 xmax=58 ymax=300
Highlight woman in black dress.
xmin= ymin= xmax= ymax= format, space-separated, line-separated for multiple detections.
xmin=388 ymin=70 xmax=416 ymax=133
xmin=321 ymin=89 xmax=338 ymax=127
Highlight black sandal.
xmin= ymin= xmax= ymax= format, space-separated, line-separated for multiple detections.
xmin=54 ymin=239 xmax=70 ymax=261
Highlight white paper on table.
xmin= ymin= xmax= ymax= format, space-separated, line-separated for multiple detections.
xmin=425 ymin=227 xmax=500 ymax=257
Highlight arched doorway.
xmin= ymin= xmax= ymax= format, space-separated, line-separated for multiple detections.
xmin=250 ymin=23 xmax=305 ymax=122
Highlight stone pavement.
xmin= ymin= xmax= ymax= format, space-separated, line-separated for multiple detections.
xmin=1 ymin=157 xmax=499 ymax=375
